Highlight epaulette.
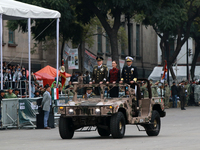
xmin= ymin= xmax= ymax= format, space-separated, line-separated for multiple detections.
xmin=103 ymin=65 xmax=107 ymax=68
xmin=94 ymin=65 xmax=98 ymax=68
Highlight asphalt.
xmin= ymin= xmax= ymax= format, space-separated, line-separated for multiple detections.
xmin=0 ymin=106 xmax=200 ymax=150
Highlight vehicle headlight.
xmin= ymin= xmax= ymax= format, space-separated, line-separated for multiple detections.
xmin=95 ymin=108 xmax=101 ymax=114
xmin=69 ymin=109 xmax=74 ymax=115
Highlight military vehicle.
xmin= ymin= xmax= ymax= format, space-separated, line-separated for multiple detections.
xmin=56 ymin=79 xmax=166 ymax=139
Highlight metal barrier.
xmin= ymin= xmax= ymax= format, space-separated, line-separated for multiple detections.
xmin=1 ymin=98 xmax=19 ymax=129
xmin=0 ymin=97 xmax=42 ymax=129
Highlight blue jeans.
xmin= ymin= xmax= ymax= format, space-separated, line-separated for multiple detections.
xmin=172 ymin=95 xmax=177 ymax=108
xmin=44 ymin=110 xmax=50 ymax=128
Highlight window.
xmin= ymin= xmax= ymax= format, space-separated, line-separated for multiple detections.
xmin=9 ymin=29 xmax=15 ymax=44
xmin=97 ymin=26 xmax=102 ymax=53
xmin=106 ymin=33 xmax=110 ymax=53
xmin=136 ymin=24 xmax=140 ymax=56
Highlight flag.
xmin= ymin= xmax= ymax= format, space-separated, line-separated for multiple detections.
xmin=51 ymin=88 xmax=59 ymax=100
xmin=161 ymin=60 xmax=168 ymax=80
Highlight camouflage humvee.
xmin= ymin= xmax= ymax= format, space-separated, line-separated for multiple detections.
xmin=57 ymin=79 xmax=166 ymax=139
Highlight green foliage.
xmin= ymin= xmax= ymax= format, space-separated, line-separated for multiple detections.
xmin=7 ymin=0 xmax=83 ymax=45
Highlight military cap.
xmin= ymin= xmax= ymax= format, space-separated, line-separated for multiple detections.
xmin=8 ymin=87 xmax=12 ymax=90
xmin=125 ymin=56 xmax=133 ymax=62
xmin=96 ymin=56 xmax=104 ymax=61
xmin=86 ymin=87 xmax=92 ymax=90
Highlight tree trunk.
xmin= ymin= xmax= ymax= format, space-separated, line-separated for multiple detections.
xmin=191 ymin=40 xmax=200 ymax=80
xmin=109 ymin=30 xmax=120 ymax=69
xmin=60 ymin=39 xmax=65 ymax=65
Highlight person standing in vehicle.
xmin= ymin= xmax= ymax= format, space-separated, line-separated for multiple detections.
xmin=90 ymin=56 xmax=108 ymax=95
xmin=106 ymin=60 xmax=120 ymax=97
xmin=119 ymin=56 xmax=138 ymax=85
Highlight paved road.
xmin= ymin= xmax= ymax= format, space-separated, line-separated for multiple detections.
xmin=0 ymin=107 xmax=200 ymax=150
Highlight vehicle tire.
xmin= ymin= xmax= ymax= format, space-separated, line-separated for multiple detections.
xmin=145 ymin=110 xmax=161 ymax=136
xmin=97 ymin=127 xmax=110 ymax=137
xmin=59 ymin=117 xmax=74 ymax=139
xmin=110 ymin=112 xmax=126 ymax=138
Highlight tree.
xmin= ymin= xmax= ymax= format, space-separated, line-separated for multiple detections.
xmin=190 ymin=22 xmax=200 ymax=80
xmin=7 ymin=0 xmax=84 ymax=65
xmin=135 ymin=0 xmax=200 ymax=80
xmin=69 ymin=0 xmax=135 ymax=66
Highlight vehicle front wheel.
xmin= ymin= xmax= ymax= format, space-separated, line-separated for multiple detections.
xmin=110 ymin=112 xmax=126 ymax=138
xmin=59 ymin=117 xmax=74 ymax=139
xmin=145 ymin=110 xmax=161 ymax=136
xmin=97 ymin=127 xmax=110 ymax=137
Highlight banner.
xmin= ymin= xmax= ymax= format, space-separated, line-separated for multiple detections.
xmin=68 ymin=48 xmax=79 ymax=69
xmin=63 ymin=44 xmax=70 ymax=60
xmin=84 ymin=49 xmax=97 ymax=72
xmin=106 ymin=57 xmax=125 ymax=72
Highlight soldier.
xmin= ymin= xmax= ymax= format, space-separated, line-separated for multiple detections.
xmin=151 ymin=80 xmax=158 ymax=97
xmin=184 ymin=80 xmax=190 ymax=106
xmin=85 ymin=87 xmax=95 ymax=99
xmin=4 ymin=87 xmax=17 ymax=98
xmin=119 ymin=56 xmax=138 ymax=85
xmin=178 ymin=81 xmax=187 ymax=110
xmin=164 ymin=81 xmax=171 ymax=109
xmin=140 ymin=81 xmax=149 ymax=98
xmin=90 ymin=56 xmax=108 ymax=95
xmin=194 ymin=81 xmax=200 ymax=106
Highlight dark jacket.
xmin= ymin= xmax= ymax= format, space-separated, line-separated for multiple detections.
xmin=178 ymin=85 xmax=187 ymax=97
xmin=70 ymin=75 xmax=78 ymax=82
xmin=121 ymin=65 xmax=138 ymax=83
xmin=171 ymin=85 xmax=178 ymax=95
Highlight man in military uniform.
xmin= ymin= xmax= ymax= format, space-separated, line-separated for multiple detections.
xmin=90 ymin=56 xmax=108 ymax=95
xmin=178 ymin=81 xmax=187 ymax=110
xmin=85 ymin=87 xmax=95 ymax=99
xmin=5 ymin=87 xmax=17 ymax=98
xmin=185 ymin=80 xmax=190 ymax=106
xmin=140 ymin=81 xmax=149 ymax=98
xmin=150 ymin=80 xmax=158 ymax=97
xmin=164 ymin=81 xmax=171 ymax=109
xmin=119 ymin=56 xmax=138 ymax=85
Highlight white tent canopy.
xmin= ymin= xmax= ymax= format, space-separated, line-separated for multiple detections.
xmin=0 ymin=0 xmax=60 ymax=20
xmin=0 ymin=0 xmax=60 ymax=96
xmin=148 ymin=66 xmax=200 ymax=82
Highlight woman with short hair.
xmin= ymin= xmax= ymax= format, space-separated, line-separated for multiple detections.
xmin=107 ymin=61 xmax=120 ymax=97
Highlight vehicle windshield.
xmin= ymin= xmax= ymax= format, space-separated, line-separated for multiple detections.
xmin=75 ymin=84 xmax=131 ymax=99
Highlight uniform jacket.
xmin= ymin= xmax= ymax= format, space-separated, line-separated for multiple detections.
xmin=178 ymin=85 xmax=187 ymax=97
xmin=121 ymin=65 xmax=138 ymax=83
xmin=42 ymin=91 xmax=51 ymax=111
xmin=151 ymin=84 xmax=158 ymax=97
xmin=92 ymin=65 xmax=108 ymax=83
xmin=164 ymin=85 xmax=171 ymax=97
xmin=5 ymin=93 xmax=17 ymax=98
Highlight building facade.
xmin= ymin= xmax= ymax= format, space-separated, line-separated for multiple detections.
xmin=2 ymin=19 xmax=158 ymax=78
